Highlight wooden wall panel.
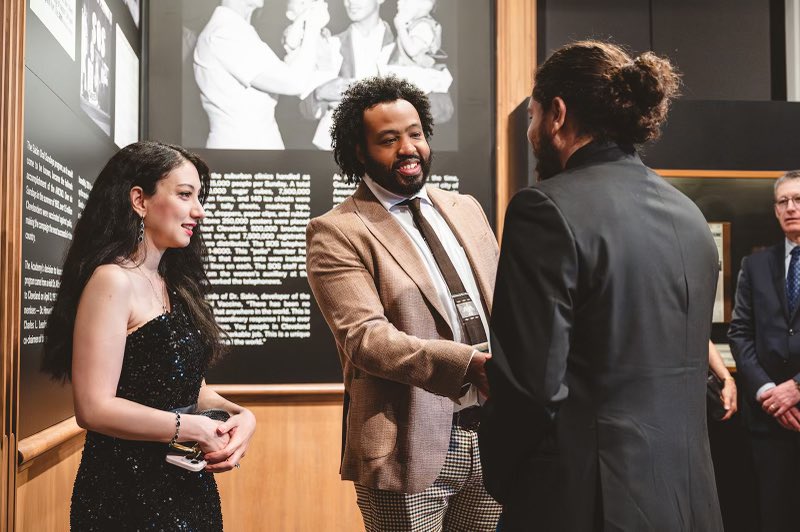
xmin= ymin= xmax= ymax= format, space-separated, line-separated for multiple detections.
xmin=15 ymin=396 xmax=363 ymax=532
xmin=495 ymin=0 xmax=537 ymax=238
xmin=216 ymin=398 xmax=363 ymax=532
xmin=1 ymin=0 xmax=26 ymax=529
xmin=16 ymin=435 xmax=83 ymax=532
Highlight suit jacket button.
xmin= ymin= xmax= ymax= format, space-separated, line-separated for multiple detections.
xmin=790 ymin=329 xmax=795 ymax=335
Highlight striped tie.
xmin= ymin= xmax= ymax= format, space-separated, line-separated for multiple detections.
xmin=787 ymin=247 xmax=800 ymax=316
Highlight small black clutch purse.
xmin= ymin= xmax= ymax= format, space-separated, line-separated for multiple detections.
xmin=166 ymin=408 xmax=231 ymax=471
xmin=195 ymin=408 xmax=231 ymax=423
xmin=706 ymin=372 xmax=727 ymax=421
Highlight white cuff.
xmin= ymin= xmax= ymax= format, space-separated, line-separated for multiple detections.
xmin=756 ymin=382 xmax=776 ymax=401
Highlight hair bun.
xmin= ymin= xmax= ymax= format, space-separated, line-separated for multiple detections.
xmin=534 ymin=40 xmax=681 ymax=145
xmin=612 ymin=52 xmax=678 ymax=114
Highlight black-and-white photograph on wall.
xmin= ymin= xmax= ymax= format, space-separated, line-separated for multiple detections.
xmin=148 ymin=0 xmax=493 ymax=384
xmin=80 ymin=0 xmax=114 ymax=136
xmin=182 ymin=0 xmax=458 ymax=151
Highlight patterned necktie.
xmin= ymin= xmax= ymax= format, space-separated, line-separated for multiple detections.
xmin=787 ymin=247 xmax=800 ymax=316
xmin=401 ymin=198 xmax=487 ymax=345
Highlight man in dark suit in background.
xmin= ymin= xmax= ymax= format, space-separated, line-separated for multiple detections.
xmin=729 ymin=169 xmax=800 ymax=532
xmin=479 ymin=40 xmax=724 ymax=531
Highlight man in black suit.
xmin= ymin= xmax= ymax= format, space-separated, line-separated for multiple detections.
xmin=479 ymin=40 xmax=724 ymax=531
xmin=729 ymin=169 xmax=800 ymax=532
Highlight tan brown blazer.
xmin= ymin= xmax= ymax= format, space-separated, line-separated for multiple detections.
xmin=306 ymin=182 xmax=498 ymax=493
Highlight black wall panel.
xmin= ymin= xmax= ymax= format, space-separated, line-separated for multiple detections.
xmin=540 ymin=0 xmax=650 ymax=61
xmin=651 ymin=0 xmax=772 ymax=100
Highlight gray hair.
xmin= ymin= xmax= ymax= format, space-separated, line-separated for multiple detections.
xmin=774 ymin=170 xmax=800 ymax=195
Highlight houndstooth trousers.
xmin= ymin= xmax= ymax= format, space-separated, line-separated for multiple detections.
xmin=354 ymin=425 xmax=502 ymax=532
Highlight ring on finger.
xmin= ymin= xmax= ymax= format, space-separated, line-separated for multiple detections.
xmin=234 ymin=463 xmax=241 ymax=469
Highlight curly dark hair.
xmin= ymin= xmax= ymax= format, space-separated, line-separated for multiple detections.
xmin=533 ymin=40 xmax=681 ymax=145
xmin=330 ymin=75 xmax=434 ymax=183
xmin=42 ymin=141 xmax=226 ymax=381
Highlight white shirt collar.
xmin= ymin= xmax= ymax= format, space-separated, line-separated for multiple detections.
xmin=786 ymin=238 xmax=799 ymax=258
xmin=362 ymin=174 xmax=432 ymax=212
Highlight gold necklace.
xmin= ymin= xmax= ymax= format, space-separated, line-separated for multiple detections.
xmin=136 ymin=265 xmax=168 ymax=314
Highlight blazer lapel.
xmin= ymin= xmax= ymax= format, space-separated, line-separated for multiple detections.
xmin=771 ymin=244 xmax=791 ymax=323
xmin=428 ymin=187 xmax=494 ymax=311
xmin=352 ymin=183 xmax=452 ymax=330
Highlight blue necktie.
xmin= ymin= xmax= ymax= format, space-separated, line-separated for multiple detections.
xmin=787 ymin=247 xmax=800 ymax=316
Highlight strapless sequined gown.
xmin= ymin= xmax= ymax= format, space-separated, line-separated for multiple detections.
xmin=70 ymin=299 xmax=223 ymax=531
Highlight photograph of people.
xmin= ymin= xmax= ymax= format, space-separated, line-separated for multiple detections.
xmin=302 ymin=0 xmax=397 ymax=149
xmin=381 ymin=0 xmax=452 ymax=97
xmin=41 ymin=142 xmax=256 ymax=530
xmin=193 ymin=0 xmax=335 ymax=149
xmin=392 ymin=0 xmax=441 ymax=67
xmin=79 ymin=0 xmax=113 ymax=136
xmin=184 ymin=0 xmax=458 ymax=150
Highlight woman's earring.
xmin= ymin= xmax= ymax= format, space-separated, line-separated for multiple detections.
xmin=137 ymin=216 xmax=145 ymax=244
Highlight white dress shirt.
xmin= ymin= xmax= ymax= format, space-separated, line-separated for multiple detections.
xmin=350 ymin=23 xmax=386 ymax=78
xmin=363 ymin=176 xmax=487 ymax=409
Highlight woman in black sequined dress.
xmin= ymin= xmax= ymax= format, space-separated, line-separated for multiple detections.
xmin=42 ymin=141 xmax=256 ymax=530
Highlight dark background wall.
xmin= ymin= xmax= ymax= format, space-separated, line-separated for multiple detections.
xmin=539 ymin=0 xmax=778 ymax=100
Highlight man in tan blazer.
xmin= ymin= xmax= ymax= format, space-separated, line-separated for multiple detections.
xmin=306 ymin=76 xmax=501 ymax=531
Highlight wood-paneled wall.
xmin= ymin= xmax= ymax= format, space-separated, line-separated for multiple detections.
xmin=16 ymin=435 xmax=83 ymax=531
xmin=213 ymin=391 xmax=363 ymax=531
xmin=16 ymin=394 xmax=364 ymax=532
xmin=1 ymin=0 xmax=26 ymax=529
xmin=495 ymin=0 xmax=538 ymax=238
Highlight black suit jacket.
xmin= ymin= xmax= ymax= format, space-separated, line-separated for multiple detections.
xmin=480 ymin=143 xmax=723 ymax=531
xmin=728 ymin=244 xmax=800 ymax=433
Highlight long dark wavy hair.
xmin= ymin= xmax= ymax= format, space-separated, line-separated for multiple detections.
xmin=42 ymin=141 xmax=225 ymax=381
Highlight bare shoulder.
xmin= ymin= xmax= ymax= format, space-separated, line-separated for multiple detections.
xmin=83 ymin=264 xmax=135 ymax=300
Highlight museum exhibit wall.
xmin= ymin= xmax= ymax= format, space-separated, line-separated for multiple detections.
xmin=4 ymin=0 xmax=537 ymax=530
xmin=7 ymin=0 xmax=797 ymax=529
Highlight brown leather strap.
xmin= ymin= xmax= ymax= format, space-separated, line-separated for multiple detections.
xmin=403 ymin=198 xmax=487 ymax=345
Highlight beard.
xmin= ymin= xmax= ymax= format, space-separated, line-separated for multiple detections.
xmin=533 ymin=128 xmax=562 ymax=181
xmin=363 ymin=150 xmax=434 ymax=196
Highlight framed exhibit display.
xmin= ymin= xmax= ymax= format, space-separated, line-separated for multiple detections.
xmin=708 ymin=222 xmax=731 ymax=323
xmin=659 ymin=171 xmax=784 ymax=346
xmin=147 ymin=0 xmax=496 ymax=384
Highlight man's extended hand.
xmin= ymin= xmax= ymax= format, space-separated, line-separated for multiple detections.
xmin=465 ymin=351 xmax=492 ymax=398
